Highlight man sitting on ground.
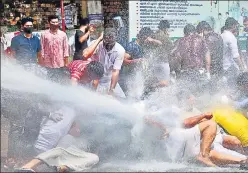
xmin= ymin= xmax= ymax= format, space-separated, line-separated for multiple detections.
xmin=16 ymin=107 xmax=99 ymax=172
xmin=176 ymin=90 xmax=247 ymax=157
xmin=145 ymin=109 xmax=247 ymax=168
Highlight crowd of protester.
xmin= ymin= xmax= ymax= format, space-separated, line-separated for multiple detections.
xmin=1 ymin=14 xmax=248 ymax=172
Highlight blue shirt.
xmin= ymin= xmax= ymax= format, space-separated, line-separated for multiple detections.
xmin=117 ymin=27 xmax=129 ymax=50
xmin=126 ymin=40 xmax=144 ymax=59
xmin=120 ymin=40 xmax=144 ymax=76
xmin=11 ymin=33 xmax=41 ymax=64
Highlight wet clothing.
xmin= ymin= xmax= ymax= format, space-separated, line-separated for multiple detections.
xmin=117 ymin=27 xmax=129 ymax=50
xmin=204 ymin=31 xmax=224 ymax=76
xmin=165 ymin=125 xmax=201 ymax=162
xmin=1 ymin=89 xmax=51 ymax=158
xmin=91 ymin=41 xmax=125 ymax=81
xmin=119 ymin=40 xmax=144 ymax=98
xmin=145 ymin=107 xmax=247 ymax=163
xmin=152 ymin=30 xmax=173 ymax=81
xmin=221 ymin=30 xmax=240 ymax=88
xmin=153 ymin=30 xmax=173 ymax=64
xmin=90 ymin=41 xmax=126 ymax=98
xmin=126 ymin=40 xmax=144 ymax=60
xmin=34 ymin=134 xmax=99 ymax=171
xmin=167 ymin=125 xmax=247 ymax=162
xmin=10 ymin=33 xmax=41 ymax=64
xmin=124 ymin=40 xmax=144 ymax=74
xmin=36 ymin=143 xmax=99 ymax=172
xmin=173 ymin=34 xmax=209 ymax=95
xmin=68 ymin=60 xmax=91 ymax=84
xmin=221 ymin=30 xmax=240 ymax=71
xmin=73 ymin=30 xmax=89 ymax=60
xmin=34 ymin=107 xmax=76 ymax=154
xmin=176 ymin=34 xmax=208 ymax=71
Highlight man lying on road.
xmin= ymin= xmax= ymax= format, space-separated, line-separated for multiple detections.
xmin=144 ymin=108 xmax=248 ymax=169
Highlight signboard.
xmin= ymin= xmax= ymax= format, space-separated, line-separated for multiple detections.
xmin=129 ymin=0 xmax=229 ymax=40
xmin=88 ymin=14 xmax=104 ymax=21
xmin=56 ymin=4 xmax=78 ymax=29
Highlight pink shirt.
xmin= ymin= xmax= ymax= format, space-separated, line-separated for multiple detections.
xmin=40 ymin=29 xmax=69 ymax=68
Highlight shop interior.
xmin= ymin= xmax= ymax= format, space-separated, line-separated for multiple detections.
xmin=0 ymin=0 xmax=82 ymax=32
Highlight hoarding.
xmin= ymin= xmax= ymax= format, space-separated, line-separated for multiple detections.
xmin=129 ymin=0 xmax=229 ymax=40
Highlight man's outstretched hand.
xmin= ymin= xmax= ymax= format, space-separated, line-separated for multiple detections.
xmin=204 ymin=112 xmax=213 ymax=120
xmin=49 ymin=112 xmax=63 ymax=122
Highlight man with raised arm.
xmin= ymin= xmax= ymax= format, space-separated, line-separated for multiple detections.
xmin=82 ymin=28 xmax=126 ymax=98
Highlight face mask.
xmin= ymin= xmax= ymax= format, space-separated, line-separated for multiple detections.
xmin=23 ymin=27 xmax=33 ymax=34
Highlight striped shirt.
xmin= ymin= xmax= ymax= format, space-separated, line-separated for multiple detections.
xmin=68 ymin=60 xmax=90 ymax=83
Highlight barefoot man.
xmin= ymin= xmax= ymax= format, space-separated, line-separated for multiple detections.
xmin=145 ymin=108 xmax=247 ymax=167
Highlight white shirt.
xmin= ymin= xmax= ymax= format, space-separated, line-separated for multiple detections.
xmin=215 ymin=17 xmax=224 ymax=34
xmin=221 ymin=30 xmax=240 ymax=71
xmin=34 ymin=107 xmax=76 ymax=153
xmin=91 ymin=41 xmax=125 ymax=83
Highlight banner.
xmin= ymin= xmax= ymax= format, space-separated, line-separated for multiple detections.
xmin=129 ymin=0 xmax=229 ymax=40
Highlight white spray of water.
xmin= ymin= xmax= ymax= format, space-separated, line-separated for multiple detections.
xmin=1 ymin=60 xmax=143 ymax=125
xmin=1 ymin=60 xmax=239 ymax=171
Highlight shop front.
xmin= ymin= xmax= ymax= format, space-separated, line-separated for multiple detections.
xmin=0 ymin=0 xmax=87 ymax=58
xmin=0 ymin=0 xmax=83 ymax=32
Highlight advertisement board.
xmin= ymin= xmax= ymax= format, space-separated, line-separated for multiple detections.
xmin=129 ymin=0 xmax=229 ymax=40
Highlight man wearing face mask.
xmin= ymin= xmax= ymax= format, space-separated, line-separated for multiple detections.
xmin=40 ymin=15 xmax=69 ymax=83
xmin=82 ymin=28 xmax=126 ymax=98
xmin=11 ymin=17 xmax=41 ymax=65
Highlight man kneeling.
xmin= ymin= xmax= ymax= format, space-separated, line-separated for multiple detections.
xmin=15 ymin=107 xmax=99 ymax=172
